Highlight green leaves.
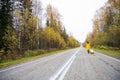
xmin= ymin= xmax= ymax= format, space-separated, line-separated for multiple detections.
xmin=0 ymin=0 xmax=14 ymax=52
xmin=3 ymin=26 xmax=18 ymax=50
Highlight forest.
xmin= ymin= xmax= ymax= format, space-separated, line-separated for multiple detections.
xmin=0 ymin=0 xmax=80 ymax=61
xmin=86 ymin=0 xmax=120 ymax=50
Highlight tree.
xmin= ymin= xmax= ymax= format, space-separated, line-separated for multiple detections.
xmin=67 ymin=36 xmax=80 ymax=48
xmin=0 ymin=0 xmax=15 ymax=52
xmin=86 ymin=0 xmax=120 ymax=49
xmin=3 ymin=26 xmax=18 ymax=52
xmin=39 ymin=27 xmax=66 ymax=49
xmin=45 ymin=4 xmax=80 ymax=48
xmin=19 ymin=0 xmax=32 ymax=12
xmin=19 ymin=9 xmax=38 ymax=50
xmin=46 ymin=5 xmax=63 ymax=34
xmin=61 ymin=27 xmax=68 ymax=43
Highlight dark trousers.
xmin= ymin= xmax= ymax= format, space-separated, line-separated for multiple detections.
xmin=87 ymin=50 xmax=90 ymax=53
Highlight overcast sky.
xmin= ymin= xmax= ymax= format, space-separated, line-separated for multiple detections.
xmin=40 ymin=0 xmax=107 ymax=42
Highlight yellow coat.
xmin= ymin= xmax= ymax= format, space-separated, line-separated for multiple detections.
xmin=86 ymin=43 xmax=90 ymax=50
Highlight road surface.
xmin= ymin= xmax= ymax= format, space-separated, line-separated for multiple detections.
xmin=0 ymin=47 xmax=120 ymax=80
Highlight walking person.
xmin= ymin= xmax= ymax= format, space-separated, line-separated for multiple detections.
xmin=86 ymin=41 xmax=91 ymax=53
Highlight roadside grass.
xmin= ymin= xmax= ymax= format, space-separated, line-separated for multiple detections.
xmin=0 ymin=49 xmax=68 ymax=68
xmin=94 ymin=48 xmax=120 ymax=59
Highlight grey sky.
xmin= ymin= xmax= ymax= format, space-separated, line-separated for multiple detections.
xmin=40 ymin=0 xmax=107 ymax=42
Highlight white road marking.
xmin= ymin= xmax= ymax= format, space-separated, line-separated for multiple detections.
xmin=0 ymin=51 xmax=63 ymax=73
xmin=58 ymin=55 xmax=76 ymax=80
xmin=0 ymin=49 xmax=78 ymax=73
xmin=49 ymin=49 xmax=79 ymax=80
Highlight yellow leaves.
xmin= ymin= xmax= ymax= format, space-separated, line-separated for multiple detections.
xmin=108 ymin=25 xmax=120 ymax=36
xmin=43 ymin=27 xmax=55 ymax=41
xmin=88 ymin=0 xmax=120 ymax=48
xmin=67 ymin=36 xmax=80 ymax=48
xmin=39 ymin=27 xmax=66 ymax=48
xmin=108 ymin=0 xmax=120 ymax=7
xmin=4 ymin=26 xmax=18 ymax=49
xmin=13 ymin=10 xmax=21 ymax=18
xmin=28 ymin=14 xmax=37 ymax=29
xmin=55 ymin=32 xmax=66 ymax=48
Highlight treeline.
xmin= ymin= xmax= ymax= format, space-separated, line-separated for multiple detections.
xmin=86 ymin=0 xmax=120 ymax=50
xmin=0 ymin=0 xmax=80 ymax=61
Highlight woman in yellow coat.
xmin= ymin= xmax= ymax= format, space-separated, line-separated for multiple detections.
xmin=86 ymin=41 xmax=91 ymax=53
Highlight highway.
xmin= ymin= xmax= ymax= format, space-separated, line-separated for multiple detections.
xmin=0 ymin=47 xmax=120 ymax=80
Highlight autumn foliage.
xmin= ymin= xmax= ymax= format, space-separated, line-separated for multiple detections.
xmin=0 ymin=1 xmax=80 ymax=61
xmin=86 ymin=0 xmax=120 ymax=49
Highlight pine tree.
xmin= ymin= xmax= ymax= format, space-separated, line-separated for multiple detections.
xmin=0 ymin=0 xmax=13 ymax=50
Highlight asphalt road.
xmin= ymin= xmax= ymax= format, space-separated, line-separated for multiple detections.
xmin=0 ymin=47 xmax=120 ymax=80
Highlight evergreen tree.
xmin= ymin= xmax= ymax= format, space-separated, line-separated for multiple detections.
xmin=0 ymin=0 xmax=13 ymax=50
xmin=19 ymin=0 xmax=32 ymax=12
